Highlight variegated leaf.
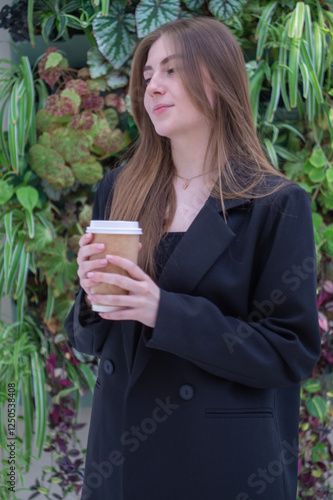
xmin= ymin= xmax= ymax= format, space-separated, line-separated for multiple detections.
xmin=87 ymin=48 xmax=111 ymax=79
xmin=183 ymin=0 xmax=205 ymax=9
xmin=178 ymin=9 xmax=195 ymax=19
xmin=208 ymin=0 xmax=244 ymax=21
xmin=106 ymin=71 xmax=128 ymax=89
xmin=93 ymin=5 xmax=136 ymax=69
xmin=136 ymin=0 xmax=180 ymax=39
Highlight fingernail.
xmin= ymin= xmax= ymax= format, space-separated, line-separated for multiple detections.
xmin=87 ymin=272 xmax=95 ymax=278
xmin=100 ymin=259 xmax=107 ymax=265
xmin=97 ymin=244 xmax=104 ymax=249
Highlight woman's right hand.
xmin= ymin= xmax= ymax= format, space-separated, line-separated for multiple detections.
xmin=77 ymin=232 xmax=107 ymax=298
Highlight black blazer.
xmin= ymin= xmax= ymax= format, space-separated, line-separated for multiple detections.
xmin=65 ymin=168 xmax=320 ymax=500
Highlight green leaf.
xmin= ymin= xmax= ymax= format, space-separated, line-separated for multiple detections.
xmin=313 ymin=22 xmax=323 ymax=80
xmin=45 ymin=287 xmax=55 ymax=321
xmin=14 ymin=247 xmax=29 ymax=300
xmin=39 ymin=239 xmax=78 ymax=295
xmin=326 ymin=168 xmax=333 ymax=183
xmin=208 ymin=0 xmax=244 ymax=21
xmin=274 ymin=145 xmax=299 ymax=162
xmin=297 ymin=181 xmax=312 ymax=193
xmin=288 ymin=37 xmax=301 ymax=108
xmin=306 ymin=395 xmax=327 ymax=420
xmin=26 ymin=220 xmax=54 ymax=253
xmin=279 ymin=18 xmax=291 ymax=111
xmin=263 ymin=138 xmax=279 ymax=169
xmin=42 ymin=14 xmax=56 ymax=43
xmin=303 ymin=158 xmax=312 ymax=174
xmin=37 ymin=487 xmax=49 ymax=495
xmin=266 ymin=64 xmax=280 ymax=122
xmin=4 ymin=211 xmax=14 ymax=245
xmin=31 ymin=352 xmax=47 ymax=454
xmin=308 ymin=167 xmax=325 ymax=183
xmin=248 ymin=61 xmax=266 ymax=128
xmin=16 ymin=186 xmax=39 ymax=213
xmin=28 ymin=0 xmax=35 ymax=47
xmin=309 ymin=148 xmax=326 ymax=168
xmin=93 ymin=6 xmax=136 ymax=69
xmin=17 ymin=83 xmax=27 ymax=155
xmin=136 ymin=0 xmax=180 ymax=38
xmin=300 ymin=39 xmax=323 ymax=104
xmin=302 ymin=379 xmax=322 ymax=393
xmin=45 ymin=52 xmax=63 ymax=69
xmin=311 ymin=468 xmax=324 ymax=478
xmin=0 ymin=95 xmax=11 ymax=168
xmin=51 ymin=477 xmax=63 ymax=484
xmin=8 ymin=81 xmax=19 ymax=172
xmin=54 ymin=13 xmax=68 ymax=41
xmin=320 ymin=193 xmax=333 ymax=211
xmin=54 ymin=386 xmax=77 ymax=404
xmin=26 ymin=209 xmax=35 ymax=239
xmin=299 ymin=60 xmax=309 ymax=98
xmin=311 ymin=442 xmax=327 ymax=463
xmin=101 ymin=0 xmax=110 ymax=16
xmin=288 ymin=1 xmax=305 ymax=39
xmin=0 ymin=180 xmax=14 ymax=205
xmin=277 ymin=123 xmax=305 ymax=142
xmin=6 ymin=238 xmax=25 ymax=294
xmin=324 ymin=225 xmax=333 ymax=256
xmin=79 ymin=363 xmax=97 ymax=393
xmin=312 ymin=212 xmax=323 ymax=230
xmin=255 ymin=1 xmax=277 ymax=61
xmin=22 ymin=374 xmax=33 ymax=469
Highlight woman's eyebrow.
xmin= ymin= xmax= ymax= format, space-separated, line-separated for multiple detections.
xmin=143 ymin=54 xmax=183 ymax=72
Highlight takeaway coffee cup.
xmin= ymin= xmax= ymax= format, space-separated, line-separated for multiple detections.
xmin=86 ymin=220 xmax=142 ymax=312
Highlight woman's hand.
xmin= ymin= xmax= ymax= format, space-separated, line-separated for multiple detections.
xmin=77 ymin=232 xmax=107 ymax=297
xmin=86 ymin=254 xmax=161 ymax=328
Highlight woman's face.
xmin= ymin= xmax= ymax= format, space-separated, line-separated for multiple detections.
xmin=143 ymin=36 xmax=214 ymax=142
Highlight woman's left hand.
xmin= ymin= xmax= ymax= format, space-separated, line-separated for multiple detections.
xmin=86 ymin=254 xmax=161 ymax=328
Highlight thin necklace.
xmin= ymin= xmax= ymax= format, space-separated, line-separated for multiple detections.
xmin=174 ymin=169 xmax=217 ymax=190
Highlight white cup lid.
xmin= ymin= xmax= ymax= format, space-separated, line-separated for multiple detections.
xmin=86 ymin=220 xmax=142 ymax=235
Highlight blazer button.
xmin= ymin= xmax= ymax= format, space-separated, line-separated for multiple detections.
xmin=179 ymin=384 xmax=195 ymax=401
xmin=103 ymin=359 xmax=114 ymax=375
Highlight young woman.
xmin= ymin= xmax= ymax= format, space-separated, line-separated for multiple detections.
xmin=65 ymin=17 xmax=320 ymax=500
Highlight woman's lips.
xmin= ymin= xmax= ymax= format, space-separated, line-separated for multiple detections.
xmin=153 ymin=104 xmax=173 ymax=115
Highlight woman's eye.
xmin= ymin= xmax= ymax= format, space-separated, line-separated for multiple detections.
xmin=144 ymin=77 xmax=151 ymax=85
xmin=167 ymin=68 xmax=175 ymax=75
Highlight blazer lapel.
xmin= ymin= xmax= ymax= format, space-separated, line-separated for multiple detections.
xmin=156 ymin=197 xmax=240 ymax=294
xmin=125 ymin=196 xmax=249 ymax=384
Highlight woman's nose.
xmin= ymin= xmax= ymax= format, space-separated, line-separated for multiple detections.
xmin=146 ymin=74 xmax=166 ymax=95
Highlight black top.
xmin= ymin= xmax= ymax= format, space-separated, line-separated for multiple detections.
xmin=154 ymin=232 xmax=185 ymax=281
xmin=130 ymin=232 xmax=185 ymax=359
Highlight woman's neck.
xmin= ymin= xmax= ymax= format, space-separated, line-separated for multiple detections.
xmin=170 ymin=131 xmax=213 ymax=178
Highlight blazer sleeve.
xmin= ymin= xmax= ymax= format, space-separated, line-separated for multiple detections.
xmin=64 ymin=169 xmax=119 ymax=356
xmin=145 ymin=184 xmax=321 ymax=389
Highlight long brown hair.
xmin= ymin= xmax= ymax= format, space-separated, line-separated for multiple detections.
xmin=108 ymin=17 xmax=285 ymax=279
